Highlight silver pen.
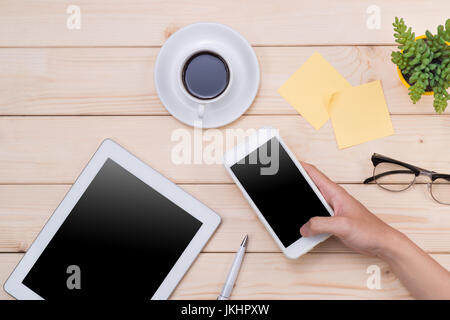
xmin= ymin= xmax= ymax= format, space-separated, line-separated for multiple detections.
xmin=217 ymin=234 xmax=248 ymax=300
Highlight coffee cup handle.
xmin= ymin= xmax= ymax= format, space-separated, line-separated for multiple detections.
xmin=197 ymin=104 xmax=205 ymax=119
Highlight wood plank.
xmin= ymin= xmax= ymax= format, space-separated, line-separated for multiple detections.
xmin=0 ymin=1 xmax=447 ymax=46
xmin=1 ymin=184 xmax=449 ymax=254
xmin=1 ymin=253 xmax=449 ymax=299
xmin=0 ymin=115 xmax=449 ymax=184
xmin=174 ymin=253 xmax=450 ymax=299
xmin=0 ymin=47 xmax=443 ymax=116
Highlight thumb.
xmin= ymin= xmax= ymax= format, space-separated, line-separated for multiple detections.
xmin=300 ymin=162 xmax=343 ymax=206
xmin=300 ymin=216 xmax=350 ymax=238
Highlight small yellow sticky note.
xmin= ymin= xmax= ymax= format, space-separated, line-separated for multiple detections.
xmin=278 ymin=52 xmax=351 ymax=130
xmin=328 ymin=80 xmax=394 ymax=149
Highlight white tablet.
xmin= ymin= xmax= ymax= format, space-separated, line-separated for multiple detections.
xmin=223 ymin=127 xmax=333 ymax=259
xmin=4 ymin=139 xmax=221 ymax=300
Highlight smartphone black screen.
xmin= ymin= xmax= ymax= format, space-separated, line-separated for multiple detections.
xmin=230 ymin=137 xmax=330 ymax=247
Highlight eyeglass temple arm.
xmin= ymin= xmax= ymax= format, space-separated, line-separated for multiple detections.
xmin=432 ymin=174 xmax=450 ymax=182
xmin=371 ymin=153 xmax=423 ymax=173
xmin=363 ymin=169 xmax=414 ymax=184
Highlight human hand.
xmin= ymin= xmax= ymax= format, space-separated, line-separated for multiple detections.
xmin=299 ymin=163 xmax=450 ymax=299
xmin=299 ymin=162 xmax=403 ymax=257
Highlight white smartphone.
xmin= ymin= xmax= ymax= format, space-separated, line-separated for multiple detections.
xmin=223 ymin=126 xmax=334 ymax=259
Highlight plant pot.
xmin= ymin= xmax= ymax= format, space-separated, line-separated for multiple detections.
xmin=396 ymin=35 xmax=433 ymax=95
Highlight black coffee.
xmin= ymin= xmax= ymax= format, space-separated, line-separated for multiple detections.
xmin=182 ymin=51 xmax=230 ymax=100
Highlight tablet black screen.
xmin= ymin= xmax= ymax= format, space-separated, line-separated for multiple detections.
xmin=22 ymin=158 xmax=202 ymax=300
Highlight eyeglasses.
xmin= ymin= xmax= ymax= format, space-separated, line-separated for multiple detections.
xmin=363 ymin=153 xmax=450 ymax=205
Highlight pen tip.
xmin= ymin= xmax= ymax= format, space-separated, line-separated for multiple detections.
xmin=241 ymin=234 xmax=248 ymax=247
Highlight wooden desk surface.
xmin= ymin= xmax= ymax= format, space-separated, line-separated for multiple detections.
xmin=0 ymin=0 xmax=449 ymax=299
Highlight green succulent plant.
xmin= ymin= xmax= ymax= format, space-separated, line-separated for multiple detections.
xmin=391 ymin=17 xmax=450 ymax=113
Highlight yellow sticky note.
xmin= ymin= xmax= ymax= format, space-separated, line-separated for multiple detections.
xmin=278 ymin=52 xmax=351 ymax=130
xmin=328 ymin=80 xmax=394 ymax=149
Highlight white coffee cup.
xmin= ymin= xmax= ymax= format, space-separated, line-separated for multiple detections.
xmin=178 ymin=49 xmax=233 ymax=119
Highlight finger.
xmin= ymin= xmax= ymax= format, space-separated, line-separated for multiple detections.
xmin=300 ymin=162 xmax=342 ymax=205
xmin=300 ymin=216 xmax=350 ymax=238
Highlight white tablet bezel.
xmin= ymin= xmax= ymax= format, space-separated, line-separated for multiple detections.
xmin=223 ymin=126 xmax=333 ymax=259
xmin=4 ymin=139 xmax=221 ymax=300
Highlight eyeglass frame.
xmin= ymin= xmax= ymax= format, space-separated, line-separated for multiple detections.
xmin=363 ymin=153 xmax=450 ymax=205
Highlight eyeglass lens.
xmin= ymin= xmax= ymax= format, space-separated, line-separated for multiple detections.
xmin=373 ymin=162 xmax=415 ymax=192
xmin=431 ymin=178 xmax=450 ymax=205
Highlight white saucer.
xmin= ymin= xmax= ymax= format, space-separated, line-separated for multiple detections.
xmin=154 ymin=22 xmax=260 ymax=128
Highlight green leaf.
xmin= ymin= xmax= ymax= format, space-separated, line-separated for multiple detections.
xmin=392 ymin=17 xmax=450 ymax=113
